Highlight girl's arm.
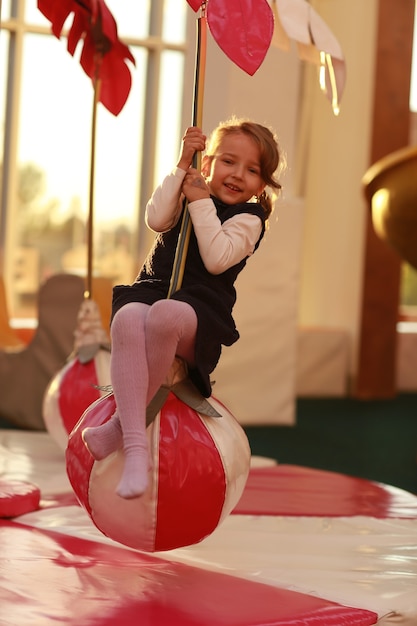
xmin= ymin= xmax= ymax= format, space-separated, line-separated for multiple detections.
xmin=146 ymin=127 xmax=206 ymax=232
xmin=188 ymin=198 xmax=262 ymax=275
xmin=145 ymin=168 xmax=186 ymax=232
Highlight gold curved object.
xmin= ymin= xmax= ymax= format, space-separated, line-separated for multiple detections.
xmin=362 ymin=145 xmax=417 ymax=270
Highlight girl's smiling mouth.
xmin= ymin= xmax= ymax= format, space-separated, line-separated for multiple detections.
xmin=225 ymin=183 xmax=242 ymax=192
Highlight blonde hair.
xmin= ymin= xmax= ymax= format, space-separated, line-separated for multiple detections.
xmin=205 ymin=117 xmax=283 ymax=219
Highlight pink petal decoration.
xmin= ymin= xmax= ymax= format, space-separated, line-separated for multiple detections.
xmin=38 ymin=0 xmax=135 ymax=115
xmin=207 ymin=0 xmax=274 ymax=76
xmin=186 ymin=0 xmax=203 ymax=11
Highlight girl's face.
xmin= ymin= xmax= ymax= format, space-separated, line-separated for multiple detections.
xmin=202 ymin=132 xmax=265 ymax=205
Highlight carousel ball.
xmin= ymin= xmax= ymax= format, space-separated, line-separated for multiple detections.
xmin=66 ymin=391 xmax=251 ymax=552
xmin=43 ymin=350 xmax=111 ymax=451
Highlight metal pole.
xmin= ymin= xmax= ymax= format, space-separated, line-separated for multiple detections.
xmin=167 ymin=8 xmax=207 ymax=297
xmin=85 ymin=67 xmax=101 ymax=300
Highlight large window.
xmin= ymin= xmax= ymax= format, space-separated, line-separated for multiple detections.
xmin=0 ymin=0 xmax=188 ymax=320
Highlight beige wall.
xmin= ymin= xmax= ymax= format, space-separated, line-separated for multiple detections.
xmin=297 ymin=0 xmax=378 ymax=378
xmin=182 ymin=13 xmax=306 ymax=422
xmin=182 ymin=2 xmax=379 ymax=386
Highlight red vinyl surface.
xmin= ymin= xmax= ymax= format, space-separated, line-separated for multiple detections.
xmin=0 ymin=519 xmax=378 ymax=626
xmin=12 ymin=465 xmax=417 ymax=521
xmin=59 ymin=359 xmax=101 ymax=435
xmin=233 ymin=465 xmax=417 ymax=518
xmin=4 ymin=445 xmax=416 ymax=625
xmin=0 ymin=480 xmax=40 ymax=518
xmin=66 ymin=391 xmax=239 ymax=552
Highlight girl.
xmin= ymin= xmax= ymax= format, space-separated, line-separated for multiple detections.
xmin=83 ymin=117 xmax=283 ymax=499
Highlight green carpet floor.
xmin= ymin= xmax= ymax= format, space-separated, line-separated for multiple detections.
xmin=244 ymin=393 xmax=417 ymax=495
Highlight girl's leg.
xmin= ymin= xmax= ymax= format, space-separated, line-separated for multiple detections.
xmin=145 ymin=299 xmax=197 ymax=401
xmin=82 ymin=302 xmax=149 ymax=480
xmin=82 ymin=410 xmax=122 ymax=461
xmin=84 ymin=299 xmax=197 ymax=500
xmin=118 ymin=299 xmax=197 ymax=499
xmin=109 ymin=302 xmax=151 ymax=498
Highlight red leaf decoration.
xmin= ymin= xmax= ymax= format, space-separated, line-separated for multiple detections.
xmin=38 ymin=0 xmax=135 ymax=115
xmin=186 ymin=0 xmax=203 ymax=11
xmin=207 ymin=0 xmax=274 ymax=76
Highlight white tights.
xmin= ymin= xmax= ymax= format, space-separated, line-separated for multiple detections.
xmin=82 ymin=299 xmax=198 ymax=499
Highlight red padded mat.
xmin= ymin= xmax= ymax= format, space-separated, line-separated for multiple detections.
xmin=0 ymin=479 xmax=40 ymax=517
xmin=0 ymin=520 xmax=377 ymax=626
xmin=233 ymin=465 xmax=417 ymax=518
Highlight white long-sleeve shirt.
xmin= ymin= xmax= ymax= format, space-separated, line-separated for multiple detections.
xmin=146 ymin=167 xmax=263 ymax=275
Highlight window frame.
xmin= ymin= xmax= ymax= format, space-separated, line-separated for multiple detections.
xmin=0 ymin=0 xmax=191 ymax=319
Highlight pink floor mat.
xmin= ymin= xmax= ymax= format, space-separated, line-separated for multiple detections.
xmin=233 ymin=465 xmax=417 ymax=518
xmin=0 ymin=519 xmax=377 ymax=626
